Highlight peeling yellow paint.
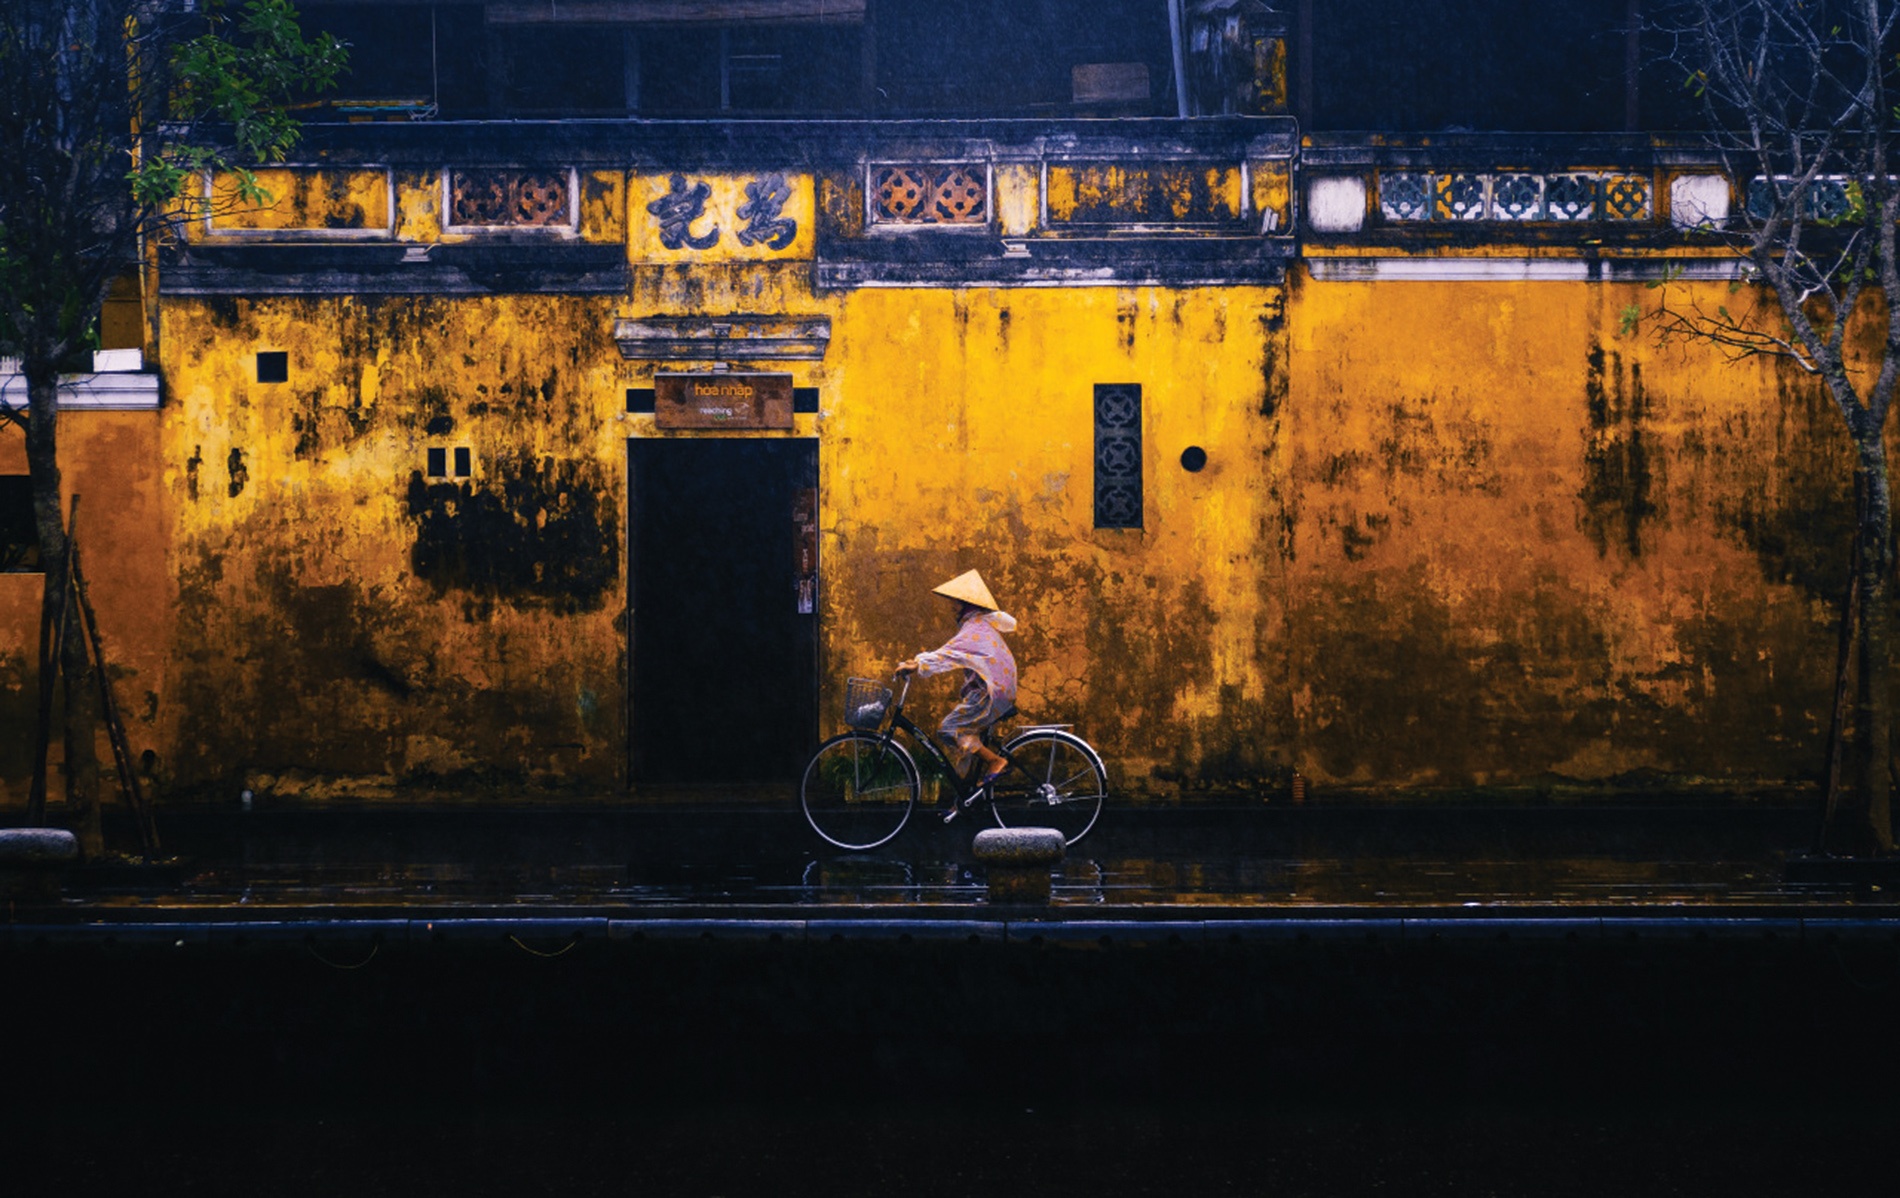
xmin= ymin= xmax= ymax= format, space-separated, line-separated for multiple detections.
xmin=1046 ymin=163 xmax=1245 ymax=225
xmin=581 ymin=170 xmax=628 ymax=244
xmin=200 ymin=168 xmax=391 ymax=235
xmin=4 ymin=151 xmax=1878 ymax=803
xmin=1250 ymin=162 xmax=1291 ymax=231
xmin=394 ymin=170 xmax=443 ymax=241
xmin=992 ymin=163 xmax=1041 ymax=237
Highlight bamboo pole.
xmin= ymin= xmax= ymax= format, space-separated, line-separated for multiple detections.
xmin=26 ymin=495 xmax=78 ymax=827
xmin=1819 ymin=476 xmax=1865 ymax=852
xmin=71 ymin=525 xmax=159 ymax=854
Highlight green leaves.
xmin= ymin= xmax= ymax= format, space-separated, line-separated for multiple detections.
xmin=166 ymin=0 xmax=347 ymax=174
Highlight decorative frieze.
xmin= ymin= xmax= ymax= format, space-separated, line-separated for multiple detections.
xmin=1379 ymin=171 xmax=1651 ymax=222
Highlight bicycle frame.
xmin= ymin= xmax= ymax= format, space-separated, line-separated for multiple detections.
xmin=874 ymin=677 xmax=1019 ymax=811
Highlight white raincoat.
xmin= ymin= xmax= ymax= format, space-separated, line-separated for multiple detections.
xmin=914 ymin=609 xmax=1019 ymax=762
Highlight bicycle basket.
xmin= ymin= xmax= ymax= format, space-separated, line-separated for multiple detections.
xmin=843 ymin=677 xmax=893 ymax=730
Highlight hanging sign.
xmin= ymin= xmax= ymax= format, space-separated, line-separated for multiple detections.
xmin=653 ymin=372 xmax=794 ymax=430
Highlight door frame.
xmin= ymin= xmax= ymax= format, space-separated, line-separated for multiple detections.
xmin=623 ymin=434 xmax=820 ymax=790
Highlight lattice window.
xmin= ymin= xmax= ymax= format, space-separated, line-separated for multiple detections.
xmin=448 ymin=169 xmax=573 ymax=229
xmin=870 ymin=165 xmax=989 ymax=225
xmin=1545 ymin=174 xmax=1598 ymax=221
xmin=1601 ymin=175 xmax=1651 ymax=220
xmin=1491 ymin=174 xmax=1542 ymax=220
xmin=1436 ymin=173 xmax=1489 ymax=220
xmin=1380 ymin=172 xmax=1431 ymax=222
xmin=1748 ymin=176 xmax=1853 ymax=222
xmin=1093 ymin=384 xmax=1142 ymax=530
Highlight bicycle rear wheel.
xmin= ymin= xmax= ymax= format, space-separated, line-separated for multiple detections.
xmin=991 ymin=729 xmax=1107 ymax=846
xmin=801 ymin=732 xmax=920 ymax=851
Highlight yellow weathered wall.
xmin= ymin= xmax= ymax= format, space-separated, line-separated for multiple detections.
xmin=156 ymin=295 xmax=631 ymax=793
xmin=1282 ymin=272 xmax=1853 ymax=788
xmin=815 ymin=286 xmax=1291 ymax=787
xmin=0 ymin=413 xmax=168 ymax=800
xmin=73 ymin=157 xmax=1876 ymax=801
xmin=199 ymin=168 xmax=393 ymax=235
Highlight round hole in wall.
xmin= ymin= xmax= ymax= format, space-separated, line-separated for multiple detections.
xmin=1180 ymin=446 xmax=1208 ymax=472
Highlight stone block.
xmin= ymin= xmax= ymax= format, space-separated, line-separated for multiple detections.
xmin=1670 ymin=174 xmax=1730 ymax=229
xmin=1306 ymin=175 xmax=1368 ymax=233
xmin=972 ymin=827 xmax=1065 ymax=865
xmin=0 ymin=828 xmax=79 ymax=864
xmin=974 ymin=827 xmax=1064 ymax=906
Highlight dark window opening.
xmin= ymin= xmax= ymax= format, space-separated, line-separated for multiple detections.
xmin=454 ymin=447 xmax=472 ymax=477
xmin=427 ymin=447 xmax=447 ymax=477
xmin=1307 ymin=0 xmax=1629 ymax=132
xmin=256 ymin=352 xmax=288 ymax=384
xmin=1180 ymin=446 xmax=1207 ymax=472
xmin=877 ymin=0 xmax=1172 ymax=116
xmin=500 ymin=25 xmax=628 ymax=114
xmin=639 ymin=27 xmax=722 ymax=113
xmin=1093 ymin=383 xmax=1143 ymax=530
xmin=0 ymin=476 xmax=41 ymax=572
xmin=637 ymin=24 xmax=863 ymax=114
xmin=296 ymin=5 xmax=489 ymax=118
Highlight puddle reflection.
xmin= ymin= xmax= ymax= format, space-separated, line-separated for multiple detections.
xmin=53 ymin=805 xmax=1889 ymax=913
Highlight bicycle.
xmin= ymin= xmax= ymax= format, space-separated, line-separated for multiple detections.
xmin=800 ymin=675 xmax=1108 ymax=851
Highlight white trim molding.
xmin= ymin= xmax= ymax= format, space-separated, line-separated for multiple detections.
xmin=0 ymin=353 xmax=160 ymax=411
xmin=1304 ymin=257 xmax=1745 ymax=283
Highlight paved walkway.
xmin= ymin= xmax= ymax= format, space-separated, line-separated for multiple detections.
xmin=7 ymin=798 xmax=1898 ymax=939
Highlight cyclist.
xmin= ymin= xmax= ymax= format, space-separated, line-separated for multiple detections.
xmin=895 ymin=569 xmax=1018 ymax=787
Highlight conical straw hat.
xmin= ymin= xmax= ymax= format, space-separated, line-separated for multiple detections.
xmin=932 ymin=569 xmax=999 ymax=611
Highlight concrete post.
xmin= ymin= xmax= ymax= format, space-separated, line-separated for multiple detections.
xmin=972 ymin=826 xmax=1065 ymax=905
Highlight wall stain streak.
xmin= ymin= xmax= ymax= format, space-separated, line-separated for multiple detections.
xmin=405 ymin=455 xmax=618 ymax=616
xmin=1580 ymin=342 xmax=1656 ymax=557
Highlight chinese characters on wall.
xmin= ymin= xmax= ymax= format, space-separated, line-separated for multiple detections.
xmin=646 ymin=172 xmax=798 ymax=251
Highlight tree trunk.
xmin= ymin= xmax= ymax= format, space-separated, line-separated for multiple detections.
xmin=1832 ymin=443 xmax=1897 ymax=855
xmin=23 ymin=366 xmax=103 ymax=858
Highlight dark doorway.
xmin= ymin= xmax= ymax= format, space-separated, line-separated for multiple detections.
xmin=629 ymin=438 xmax=818 ymax=785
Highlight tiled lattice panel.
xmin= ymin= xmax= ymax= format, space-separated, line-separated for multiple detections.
xmin=871 ymin=165 xmax=988 ymax=224
xmin=450 ymin=170 xmax=570 ymax=227
xmin=1747 ymin=176 xmax=1852 ymax=222
xmin=1093 ymin=383 xmax=1143 ymax=530
xmin=1378 ymin=172 xmax=1651 ymax=223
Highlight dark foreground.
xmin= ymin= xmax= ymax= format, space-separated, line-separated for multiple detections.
xmin=5 ymin=922 xmax=1899 ymax=1196
xmin=4 ymin=799 xmax=1897 ymax=1194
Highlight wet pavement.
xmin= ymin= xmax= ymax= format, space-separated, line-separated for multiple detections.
xmin=9 ymin=794 xmax=1897 ymax=927
xmin=9 ymin=795 xmax=1899 ymax=1196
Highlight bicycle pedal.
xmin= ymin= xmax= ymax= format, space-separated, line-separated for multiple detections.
xmin=941 ymin=807 xmax=959 ymax=824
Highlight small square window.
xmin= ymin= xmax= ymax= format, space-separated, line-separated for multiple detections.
xmin=256 ymin=352 xmax=288 ymax=383
xmin=0 ymin=476 xmax=42 ymax=572
xmin=426 ymin=447 xmax=447 ymax=477
xmin=454 ymin=447 xmax=471 ymax=477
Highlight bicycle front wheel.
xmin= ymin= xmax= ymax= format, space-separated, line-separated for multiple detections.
xmin=800 ymin=732 xmax=920 ymax=851
xmin=991 ymin=729 xmax=1107 ymax=846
